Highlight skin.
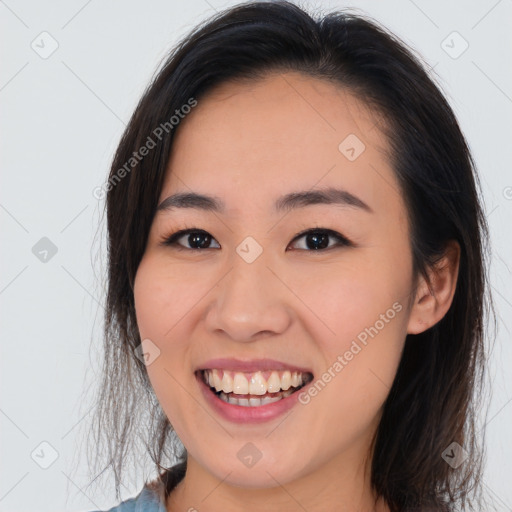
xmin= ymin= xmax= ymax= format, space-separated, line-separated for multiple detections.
xmin=133 ymin=71 xmax=460 ymax=512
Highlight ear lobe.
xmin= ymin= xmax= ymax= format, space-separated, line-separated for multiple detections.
xmin=407 ymin=240 xmax=460 ymax=335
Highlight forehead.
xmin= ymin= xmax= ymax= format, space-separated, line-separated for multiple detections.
xmin=163 ymin=72 xmax=402 ymax=218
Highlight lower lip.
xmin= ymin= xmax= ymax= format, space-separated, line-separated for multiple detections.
xmin=196 ymin=371 xmax=307 ymax=424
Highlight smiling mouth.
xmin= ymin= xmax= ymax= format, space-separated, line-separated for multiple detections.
xmin=198 ymin=368 xmax=314 ymax=407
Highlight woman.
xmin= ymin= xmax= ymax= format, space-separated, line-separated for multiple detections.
xmin=86 ymin=1 xmax=493 ymax=510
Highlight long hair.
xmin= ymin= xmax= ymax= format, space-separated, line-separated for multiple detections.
xmin=83 ymin=2 xmax=494 ymax=510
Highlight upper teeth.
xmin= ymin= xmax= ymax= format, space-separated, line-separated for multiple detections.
xmin=203 ymin=369 xmax=307 ymax=395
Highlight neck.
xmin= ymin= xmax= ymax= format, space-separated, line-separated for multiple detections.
xmin=166 ymin=451 xmax=389 ymax=512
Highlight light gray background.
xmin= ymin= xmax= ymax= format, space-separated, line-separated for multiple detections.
xmin=1 ymin=0 xmax=511 ymax=510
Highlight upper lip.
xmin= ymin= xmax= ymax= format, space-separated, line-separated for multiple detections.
xmin=196 ymin=358 xmax=313 ymax=374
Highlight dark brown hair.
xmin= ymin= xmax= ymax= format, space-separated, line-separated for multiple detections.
xmin=83 ymin=2 xmax=495 ymax=510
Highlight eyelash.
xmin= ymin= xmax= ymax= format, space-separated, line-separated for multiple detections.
xmin=160 ymin=226 xmax=353 ymax=252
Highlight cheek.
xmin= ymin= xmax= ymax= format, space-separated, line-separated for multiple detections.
xmin=292 ymin=253 xmax=409 ymax=347
xmin=290 ymin=249 xmax=410 ymax=420
xmin=134 ymin=254 xmax=201 ymax=342
xmin=296 ymin=271 xmax=406 ymax=448
xmin=133 ymin=255 xmax=198 ymax=422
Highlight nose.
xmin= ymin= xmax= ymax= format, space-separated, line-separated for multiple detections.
xmin=204 ymin=248 xmax=292 ymax=343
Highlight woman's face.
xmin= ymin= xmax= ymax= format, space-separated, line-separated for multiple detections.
xmin=134 ymin=72 xmax=416 ymax=489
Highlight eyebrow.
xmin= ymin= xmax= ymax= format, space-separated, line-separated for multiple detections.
xmin=156 ymin=187 xmax=373 ymax=214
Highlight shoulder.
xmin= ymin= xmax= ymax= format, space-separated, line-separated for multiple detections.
xmin=88 ymin=462 xmax=186 ymax=512
xmin=89 ymin=478 xmax=167 ymax=512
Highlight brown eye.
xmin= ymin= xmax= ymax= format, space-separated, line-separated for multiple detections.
xmin=163 ymin=229 xmax=221 ymax=250
xmin=288 ymin=229 xmax=352 ymax=251
xmin=161 ymin=227 xmax=352 ymax=252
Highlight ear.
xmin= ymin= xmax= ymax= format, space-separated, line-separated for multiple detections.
xmin=407 ymin=240 xmax=460 ymax=335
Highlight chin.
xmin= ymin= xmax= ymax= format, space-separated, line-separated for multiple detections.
xmin=205 ymin=453 xmax=305 ymax=489
xmin=222 ymin=468 xmax=287 ymax=489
